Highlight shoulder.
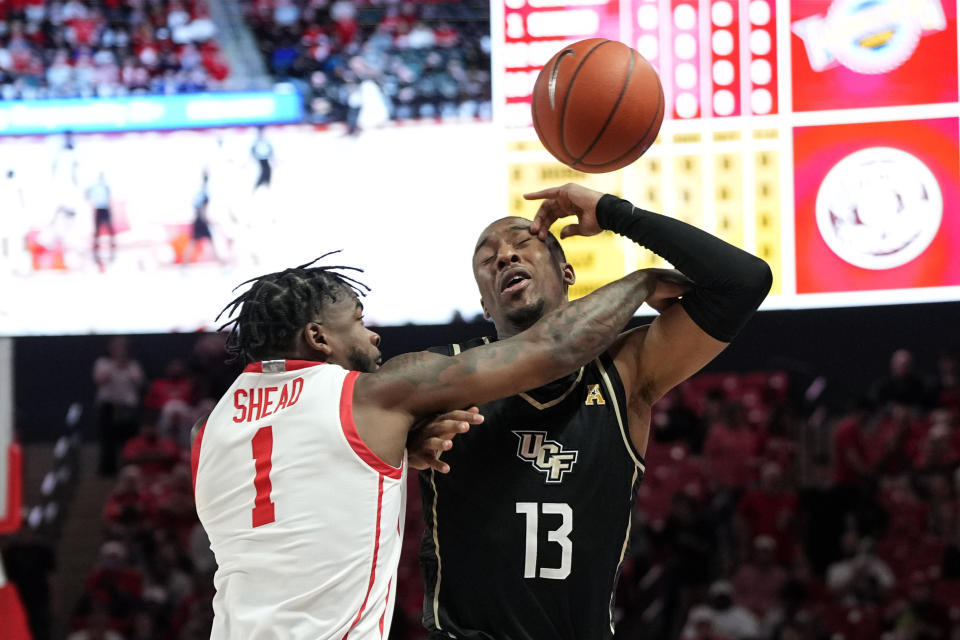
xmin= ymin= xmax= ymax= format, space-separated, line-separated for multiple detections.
xmin=354 ymin=350 xmax=449 ymax=408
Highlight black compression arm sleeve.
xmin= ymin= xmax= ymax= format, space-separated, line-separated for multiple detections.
xmin=596 ymin=194 xmax=772 ymax=342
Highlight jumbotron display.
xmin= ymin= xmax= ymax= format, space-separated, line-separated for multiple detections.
xmin=499 ymin=0 xmax=960 ymax=308
xmin=0 ymin=0 xmax=957 ymax=335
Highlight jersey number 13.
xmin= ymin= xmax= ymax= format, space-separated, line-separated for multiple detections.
xmin=515 ymin=502 xmax=572 ymax=580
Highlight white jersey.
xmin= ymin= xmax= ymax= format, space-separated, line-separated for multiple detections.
xmin=193 ymin=360 xmax=406 ymax=640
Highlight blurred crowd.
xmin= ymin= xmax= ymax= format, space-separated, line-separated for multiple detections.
xmin=608 ymin=348 xmax=960 ymax=640
xmin=242 ymin=0 xmax=491 ymax=126
xmin=66 ymin=334 xmax=232 ymax=640
xmin=7 ymin=339 xmax=960 ymax=640
xmin=0 ymin=0 xmax=229 ymax=100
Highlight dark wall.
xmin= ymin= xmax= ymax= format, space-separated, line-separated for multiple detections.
xmin=13 ymin=301 xmax=960 ymax=442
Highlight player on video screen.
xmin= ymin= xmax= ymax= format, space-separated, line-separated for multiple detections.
xmin=0 ymin=169 xmax=28 ymax=275
xmin=184 ymin=171 xmax=222 ymax=265
xmin=87 ymin=172 xmax=115 ymax=268
xmin=45 ymin=131 xmax=89 ymax=270
xmin=251 ymin=127 xmax=273 ymax=193
xmin=419 ymin=183 xmax=772 ymax=639
xmin=50 ymin=131 xmax=82 ymax=225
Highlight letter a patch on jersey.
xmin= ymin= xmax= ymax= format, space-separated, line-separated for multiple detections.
xmin=584 ymin=384 xmax=606 ymax=405
xmin=513 ymin=431 xmax=579 ymax=483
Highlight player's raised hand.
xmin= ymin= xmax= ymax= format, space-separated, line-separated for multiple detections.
xmin=406 ymin=407 xmax=484 ymax=473
xmin=643 ymin=268 xmax=694 ymax=312
xmin=525 ymin=183 xmax=605 ymax=240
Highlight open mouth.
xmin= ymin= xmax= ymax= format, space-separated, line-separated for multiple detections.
xmin=499 ymin=269 xmax=531 ymax=295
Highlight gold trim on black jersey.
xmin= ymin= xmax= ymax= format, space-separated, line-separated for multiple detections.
xmin=594 ymin=357 xmax=646 ymax=472
xmin=428 ymin=467 xmax=444 ymax=629
xmin=518 ymin=368 xmax=585 ymax=410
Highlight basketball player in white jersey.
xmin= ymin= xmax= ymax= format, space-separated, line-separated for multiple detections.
xmin=192 ymin=254 xmax=688 ymax=639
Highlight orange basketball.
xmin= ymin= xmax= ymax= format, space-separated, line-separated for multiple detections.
xmin=531 ymin=39 xmax=664 ymax=174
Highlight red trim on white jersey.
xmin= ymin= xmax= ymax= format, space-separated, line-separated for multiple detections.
xmin=379 ymin=577 xmax=393 ymax=636
xmin=339 ymin=371 xmax=403 ymax=479
xmin=243 ymin=360 xmax=326 ymax=374
xmin=190 ymin=421 xmax=207 ymax=496
xmin=343 ymin=474 xmax=385 ymax=640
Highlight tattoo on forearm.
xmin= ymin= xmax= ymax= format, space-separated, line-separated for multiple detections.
xmin=379 ymin=271 xmax=653 ymax=402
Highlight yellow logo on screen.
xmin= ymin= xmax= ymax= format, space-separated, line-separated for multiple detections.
xmin=791 ymin=0 xmax=946 ymax=74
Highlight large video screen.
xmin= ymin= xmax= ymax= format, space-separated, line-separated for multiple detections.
xmin=0 ymin=124 xmax=501 ymax=334
xmin=497 ymin=0 xmax=960 ymax=308
xmin=1 ymin=0 xmax=958 ymax=335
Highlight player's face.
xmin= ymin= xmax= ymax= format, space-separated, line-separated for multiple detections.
xmin=472 ymin=218 xmax=573 ymax=335
xmin=317 ymin=296 xmax=382 ymax=372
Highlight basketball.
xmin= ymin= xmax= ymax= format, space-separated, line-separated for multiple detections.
xmin=531 ymin=39 xmax=664 ymax=174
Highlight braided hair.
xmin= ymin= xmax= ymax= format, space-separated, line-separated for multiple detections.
xmin=217 ymin=252 xmax=370 ymax=364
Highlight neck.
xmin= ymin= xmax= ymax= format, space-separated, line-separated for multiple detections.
xmin=494 ymin=299 xmax=567 ymax=339
xmin=495 ymin=319 xmax=534 ymax=340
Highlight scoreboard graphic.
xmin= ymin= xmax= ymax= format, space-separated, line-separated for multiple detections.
xmin=496 ymin=0 xmax=960 ymax=309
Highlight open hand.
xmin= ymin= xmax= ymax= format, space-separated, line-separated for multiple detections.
xmin=524 ymin=183 xmax=605 ymax=240
xmin=407 ymin=407 xmax=484 ymax=473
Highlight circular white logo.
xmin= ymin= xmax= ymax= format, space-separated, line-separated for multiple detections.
xmin=815 ymin=147 xmax=942 ymax=270
xmin=824 ymin=0 xmax=922 ymax=74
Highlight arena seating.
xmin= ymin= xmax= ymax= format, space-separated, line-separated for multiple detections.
xmin=240 ymin=0 xmax=491 ymax=124
xmin=0 ymin=0 xmax=229 ymax=100
xmin=13 ymin=339 xmax=956 ymax=640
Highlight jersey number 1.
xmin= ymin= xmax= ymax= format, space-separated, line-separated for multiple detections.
xmin=251 ymin=426 xmax=276 ymax=527
xmin=516 ymin=502 xmax=572 ymax=580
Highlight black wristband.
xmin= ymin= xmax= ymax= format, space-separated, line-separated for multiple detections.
xmin=596 ymin=194 xmax=772 ymax=341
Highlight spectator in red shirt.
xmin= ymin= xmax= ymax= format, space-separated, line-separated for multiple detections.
xmin=914 ymin=409 xmax=960 ymax=475
xmin=869 ymin=403 xmax=927 ymax=476
xmin=737 ymin=462 xmax=799 ymax=565
xmin=73 ymin=541 xmax=143 ymax=634
xmin=733 ymin=536 xmax=789 ymax=621
xmin=930 ymin=353 xmax=960 ymax=411
xmin=833 ymin=402 xmax=871 ymax=489
xmin=103 ymin=465 xmax=154 ymax=538
xmin=925 ymin=472 xmax=959 ymax=542
xmin=143 ymin=358 xmax=195 ymax=413
xmin=704 ymin=405 xmax=760 ymax=491
xmin=152 ymin=464 xmax=199 ymax=545
xmin=122 ymin=422 xmax=179 ymax=477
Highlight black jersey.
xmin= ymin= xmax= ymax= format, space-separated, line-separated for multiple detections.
xmin=419 ymin=337 xmax=646 ymax=640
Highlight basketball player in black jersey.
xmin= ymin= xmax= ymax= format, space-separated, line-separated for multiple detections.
xmin=418 ymin=182 xmax=772 ymax=640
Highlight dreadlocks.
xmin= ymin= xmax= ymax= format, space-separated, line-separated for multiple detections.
xmin=217 ymin=252 xmax=370 ymax=364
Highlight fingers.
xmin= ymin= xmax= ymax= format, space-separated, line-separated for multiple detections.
xmin=408 ymin=452 xmax=451 ymax=474
xmin=423 ymin=457 xmax=451 ymax=474
xmin=426 ymin=436 xmax=454 ymax=453
xmin=435 ymin=408 xmax=483 ymax=424
xmin=410 ymin=406 xmax=482 ymax=474
xmin=410 ymin=436 xmax=456 ymax=473
xmin=420 ymin=420 xmax=471 ymax=441
xmin=560 ymin=223 xmax=581 ymax=239
xmin=531 ymin=199 xmax=569 ymax=239
xmin=531 ymin=199 xmax=559 ymax=238
xmin=523 ymin=186 xmax=561 ymax=201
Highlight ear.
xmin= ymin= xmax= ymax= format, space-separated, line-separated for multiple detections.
xmin=302 ymin=322 xmax=332 ymax=359
xmin=480 ymin=298 xmax=491 ymax=320
xmin=562 ymin=262 xmax=576 ymax=287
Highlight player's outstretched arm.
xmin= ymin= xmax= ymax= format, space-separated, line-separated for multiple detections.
xmin=526 ymin=183 xmax=772 ymax=404
xmin=354 ymin=268 xmax=660 ymax=423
